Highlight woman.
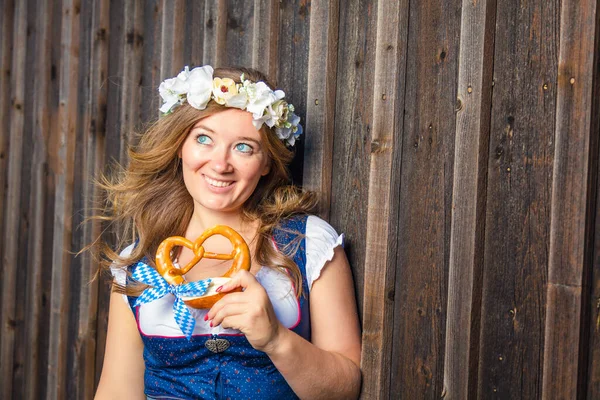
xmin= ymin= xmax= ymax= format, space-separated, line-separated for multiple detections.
xmin=94 ymin=66 xmax=361 ymax=399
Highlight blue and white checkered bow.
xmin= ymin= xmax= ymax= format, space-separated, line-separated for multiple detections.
xmin=131 ymin=262 xmax=212 ymax=339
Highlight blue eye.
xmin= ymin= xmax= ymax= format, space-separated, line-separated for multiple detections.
xmin=196 ymin=134 xmax=212 ymax=145
xmin=235 ymin=143 xmax=253 ymax=153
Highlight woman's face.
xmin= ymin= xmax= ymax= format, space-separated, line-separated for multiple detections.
xmin=180 ymin=108 xmax=271 ymax=215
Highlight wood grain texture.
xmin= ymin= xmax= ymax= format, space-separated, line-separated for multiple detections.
xmin=359 ymin=0 xmax=404 ymax=398
xmin=302 ymin=0 xmax=339 ymax=218
xmin=328 ymin=0 xmax=377 ymax=323
xmin=47 ymin=1 xmax=80 ymax=398
xmin=1 ymin=1 xmax=27 ymax=398
xmin=252 ymin=0 xmax=278 ymax=78
xmin=140 ymin=0 xmax=162 ymax=123
xmin=104 ymin=0 xmax=126 ymax=166
xmin=477 ymin=0 xmax=559 ymax=398
xmin=276 ymin=0 xmax=310 ymax=183
xmin=588 ymin=151 xmax=600 ymax=398
xmin=390 ymin=0 xmax=461 ymax=397
xmin=443 ymin=0 xmax=496 ymax=398
xmin=23 ymin=0 xmax=56 ymax=398
xmin=585 ymin=5 xmax=600 ymax=397
xmin=184 ymin=0 xmax=206 ymax=66
xmin=118 ymin=0 xmax=144 ymax=155
xmin=71 ymin=0 xmax=109 ymax=398
xmin=542 ymin=0 xmax=599 ymax=398
xmin=0 ymin=0 xmax=14 ymax=275
xmin=202 ymin=1 xmax=220 ymax=66
xmin=223 ymin=0 xmax=254 ymax=67
xmin=160 ymin=0 xmax=185 ymax=82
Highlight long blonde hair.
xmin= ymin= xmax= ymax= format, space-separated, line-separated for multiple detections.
xmin=95 ymin=67 xmax=317 ymax=296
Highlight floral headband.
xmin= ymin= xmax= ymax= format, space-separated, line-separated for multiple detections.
xmin=158 ymin=65 xmax=303 ymax=147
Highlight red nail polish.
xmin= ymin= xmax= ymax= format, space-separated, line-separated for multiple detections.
xmin=204 ymin=314 xmax=208 ymax=321
xmin=216 ymin=285 xmax=223 ymax=292
xmin=209 ymin=321 xmax=213 ymax=327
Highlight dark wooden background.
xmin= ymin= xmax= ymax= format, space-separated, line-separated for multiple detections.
xmin=1 ymin=0 xmax=599 ymax=399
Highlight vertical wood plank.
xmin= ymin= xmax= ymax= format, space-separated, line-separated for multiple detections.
xmin=104 ymin=0 xmax=125 ymax=166
xmin=390 ymin=0 xmax=461 ymax=397
xmin=223 ymin=0 xmax=254 ymax=67
xmin=47 ymin=0 xmax=80 ymax=398
xmin=542 ymin=0 xmax=599 ymax=398
xmin=24 ymin=0 xmax=55 ymax=398
xmin=302 ymin=0 xmax=339 ymax=218
xmin=88 ymin=2 xmax=110 ymax=390
xmin=183 ymin=0 xmax=205 ymax=66
xmin=118 ymin=0 xmax=144 ymax=158
xmin=588 ymin=164 xmax=600 ymax=395
xmin=140 ymin=0 xmax=162 ymax=124
xmin=477 ymin=0 xmax=559 ymax=398
xmin=586 ymin=6 xmax=600 ymax=397
xmin=328 ymin=0 xmax=377 ymax=316
xmin=443 ymin=0 xmax=496 ymax=398
xmin=202 ymin=1 xmax=221 ymax=66
xmin=10 ymin=0 xmax=38 ymax=395
xmin=252 ymin=0 xmax=278 ymax=78
xmin=0 ymin=0 xmax=15 ymax=268
xmin=71 ymin=0 xmax=109 ymax=398
xmin=359 ymin=0 xmax=404 ymax=398
xmin=0 ymin=1 xmax=28 ymax=397
xmin=160 ymin=0 xmax=185 ymax=80
xmin=276 ymin=0 xmax=310 ymax=182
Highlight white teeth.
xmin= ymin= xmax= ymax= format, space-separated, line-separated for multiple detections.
xmin=205 ymin=176 xmax=233 ymax=188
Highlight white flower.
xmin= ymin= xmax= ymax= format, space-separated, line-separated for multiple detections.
xmin=212 ymin=77 xmax=239 ymax=105
xmin=158 ymin=72 xmax=189 ymax=113
xmin=185 ymin=66 xmax=214 ymax=109
xmin=244 ymin=81 xmax=285 ymax=119
xmin=224 ymin=93 xmax=249 ymax=109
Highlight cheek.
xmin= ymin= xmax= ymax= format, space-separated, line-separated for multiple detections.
xmin=181 ymin=145 xmax=204 ymax=170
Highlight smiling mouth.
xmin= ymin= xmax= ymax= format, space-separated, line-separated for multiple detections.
xmin=204 ymin=175 xmax=234 ymax=188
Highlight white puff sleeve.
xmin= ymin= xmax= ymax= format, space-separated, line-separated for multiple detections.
xmin=305 ymin=215 xmax=345 ymax=291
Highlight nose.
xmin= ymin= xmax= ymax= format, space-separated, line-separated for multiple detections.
xmin=210 ymin=146 xmax=233 ymax=174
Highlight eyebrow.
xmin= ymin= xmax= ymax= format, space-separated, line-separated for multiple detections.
xmin=191 ymin=124 xmax=216 ymax=134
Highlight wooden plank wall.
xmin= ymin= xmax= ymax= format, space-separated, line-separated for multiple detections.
xmin=1 ymin=1 xmax=599 ymax=399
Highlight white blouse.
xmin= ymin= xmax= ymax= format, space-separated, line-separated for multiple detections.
xmin=111 ymin=215 xmax=344 ymax=337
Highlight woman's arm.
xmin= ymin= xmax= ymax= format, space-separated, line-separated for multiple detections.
xmin=209 ymin=247 xmax=362 ymax=399
xmin=264 ymin=246 xmax=362 ymax=399
xmin=94 ymin=291 xmax=146 ymax=400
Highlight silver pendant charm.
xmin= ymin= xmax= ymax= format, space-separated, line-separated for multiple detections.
xmin=205 ymin=338 xmax=230 ymax=353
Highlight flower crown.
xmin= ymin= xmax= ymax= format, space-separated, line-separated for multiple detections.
xmin=159 ymin=65 xmax=303 ymax=146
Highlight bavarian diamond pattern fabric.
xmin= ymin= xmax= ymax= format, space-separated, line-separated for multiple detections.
xmin=131 ymin=262 xmax=211 ymax=339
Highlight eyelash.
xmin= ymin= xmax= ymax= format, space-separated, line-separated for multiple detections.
xmin=235 ymin=143 xmax=254 ymax=154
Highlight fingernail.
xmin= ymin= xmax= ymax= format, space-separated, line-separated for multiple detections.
xmin=216 ymin=285 xmax=223 ymax=292
xmin=203 ymin=314 xmax=208 ymax=321
xmin=209 ymin=321 xmax=213 ymax=327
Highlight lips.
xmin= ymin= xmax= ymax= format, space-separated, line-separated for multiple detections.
xmin=204 ymin=175 xmax=234 ymax=188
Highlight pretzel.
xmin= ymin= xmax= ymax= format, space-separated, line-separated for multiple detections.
xmin=155 ymin=225 xmax=251 ymax=309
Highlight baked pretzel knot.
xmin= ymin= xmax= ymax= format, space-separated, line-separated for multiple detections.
xmin=155 ymin=225 xmax=251 ymax=309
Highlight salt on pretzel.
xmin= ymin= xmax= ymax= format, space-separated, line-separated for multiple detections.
xmin=155 ymin=225 xmax=251 ymax=309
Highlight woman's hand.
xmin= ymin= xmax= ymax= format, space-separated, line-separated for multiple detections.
xmin=206 ymin=270 xmax=284 ymax=353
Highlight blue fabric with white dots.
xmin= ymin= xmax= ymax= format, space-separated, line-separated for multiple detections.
xmin=128 ymin=216 xmax=309 ymax=399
